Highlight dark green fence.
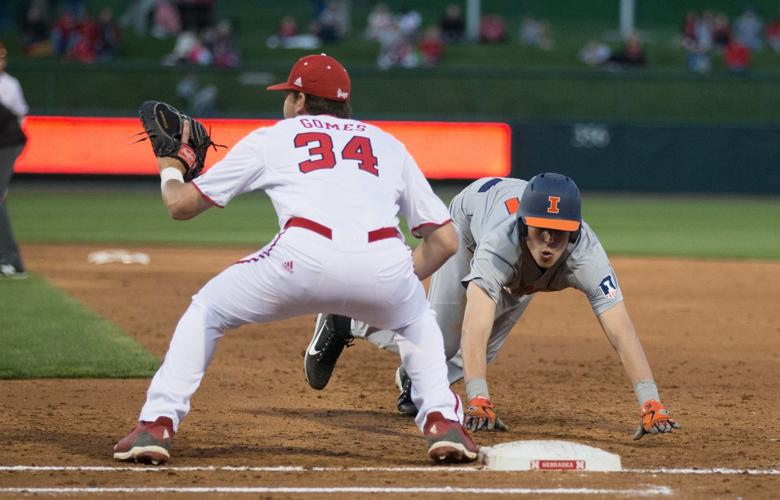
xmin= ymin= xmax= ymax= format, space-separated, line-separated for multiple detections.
xmin=512 ymin=121 xmax=780 ymax=194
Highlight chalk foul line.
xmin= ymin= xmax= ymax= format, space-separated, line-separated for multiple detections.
xmin=0 ymin=465 xmax=778 ymax=475
xmin=0 ymin=486 xmax=674 ymax=496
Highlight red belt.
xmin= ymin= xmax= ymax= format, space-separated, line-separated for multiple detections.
xmin=284 ymin=217 xmax=400 ymax=243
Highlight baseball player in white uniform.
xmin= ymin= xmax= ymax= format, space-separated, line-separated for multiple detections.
xmin=306 ymin=174 xmax=680 ymax=440
xmin=0 ymin=41 xmax=29 ymax=278
xmin=114 ymin=54 xmax=479 ymax=465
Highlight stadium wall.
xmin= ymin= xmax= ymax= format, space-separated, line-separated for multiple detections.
xmin=511 ymin=121 xmax=780 ymax=194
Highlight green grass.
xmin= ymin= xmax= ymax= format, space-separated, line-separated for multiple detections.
xmin=1 ymin=184 xmax=776 ymax=379
xmin=583 ymin=196 xmax=780 ymax=260
xmin=0 ymin=273 xmax=159 ymax=378
xmin=8 ymin=183 xmax=780 ymax=260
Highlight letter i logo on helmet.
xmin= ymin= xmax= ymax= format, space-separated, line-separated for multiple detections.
xmin=547 ymin=196 xmax=560 ymax=214
xmin=518 ymin=173 xmax=582 ymax=243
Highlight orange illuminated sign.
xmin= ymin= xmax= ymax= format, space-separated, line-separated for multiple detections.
xmin=15 ymin=116 xmax=511 ymax=179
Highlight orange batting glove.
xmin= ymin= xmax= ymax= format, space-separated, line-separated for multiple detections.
xmin=633 ymin=400 xmax=680 ymax=440
xmin=464 ymin=396 xmax=509 ymax=432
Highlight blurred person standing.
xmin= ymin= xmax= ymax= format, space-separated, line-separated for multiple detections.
xmin=439 ymin=4 xmax=465 ymax=43
xmin=734 ymin=8 xmax=763 ymax=51
xmin=20 ymin=4 xmax=53 ymax=57
xmin=419 ymin=25 xmax=444 ymax=66
xmin=0 ymin=42 xmax=28 ymax=278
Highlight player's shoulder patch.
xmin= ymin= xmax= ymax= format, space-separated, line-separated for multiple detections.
xmin=598 ymin=274 xmax=619 ymax=299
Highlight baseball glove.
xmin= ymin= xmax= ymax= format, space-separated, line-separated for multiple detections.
xmin=137 ymin=100 xmax=219 ymax=181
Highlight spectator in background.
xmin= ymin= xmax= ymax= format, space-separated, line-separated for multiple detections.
xmin=185 ymin=31 xmax=212 ymax=65
xmin=712 ymin=13 xmax=731 ymax=51
xmin=679 ymin=11 xmax=711 ymax=74
xmin=66 ymin=12 xmax=100 ymax=63
xmin=683 ymin=35 xmax=711 ymax=74
xmin=0 ymin=42 xmax=28 ymax=279
xmin=578 ymin=39 xmax=611 ymax=67
xmin=376 ymin=16 xmax=419 ymax=70
xmin=20 ymin=4 xmax=53 ymax=57
xmin=606 ymin=33 xmax=646 ymax=67
xmin=479 ymin=14 xmax=506 ymax=44
xmin=419 ymin=25 xmax=444 ymax=66
xmin=277 ymin=15 xmax=299 ymax=40
xmin=312 ymin=0 xmax=349 ymax=43
xmin=724 ymin=39 xmax=750 ymax=74
xmin=119 ymin=0 xmax=156 ymax=35
xmin=150 ymin=1 xmax=182 ymax=39
xmin=51 ymin=11 xmax=78 ymax=56
xmin=693 ymin=10 xmax=714 ymax=52
xmin=267 ymin=14 xmax=320 ymax=50
xmin=518 ymin=15 xmax=553 ymax=50
xmin=766 ymin=18 xmax=780 ymax=53
xmin=210 ymin=19 xmax=240 ymax=68
xmin=95 ymin=7 xmax=122 ymax=61
xmin=681 ymin=10 xmax=698 ymax=45
xmin=365 ymin=2 xmax=393 ymax=41
xmin=397 ymin=6 xmax=422 ymax=39
xmin=734 ymin=8 xmax=763 ymax=51
xmin=163 ymin=30 xmax=207 ymax=65
xmin=439 ymin=4 xmax=465 ymax=43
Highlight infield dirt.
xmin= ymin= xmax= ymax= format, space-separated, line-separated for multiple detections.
xmin=1 ymin=243 xmax=778 ymax=498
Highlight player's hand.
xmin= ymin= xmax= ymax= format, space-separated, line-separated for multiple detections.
xmin=156 ymin=118 xmax=191 ymax=174
xmin=464 ymin=396 xmax=509 ymax=432
xmin=633 ymin=400 xmax=680 ymax=440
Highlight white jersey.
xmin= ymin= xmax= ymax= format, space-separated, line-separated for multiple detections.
xmin=0 ymin=72 xmax=29 ymax=118
xmin=140 ymin=113 xmax=462 ymax=432
xmin=193 ymin=115 xmax=450 ymax=245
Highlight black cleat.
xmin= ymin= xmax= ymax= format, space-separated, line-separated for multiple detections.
xmin=395 ymin=366 xmax=419 ymax=416
xmin=305 ymin=314 xmax=354 ymax=390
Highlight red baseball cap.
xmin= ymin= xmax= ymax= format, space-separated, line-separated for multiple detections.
xmin=267 ymin=53 xmax=351 ymax=102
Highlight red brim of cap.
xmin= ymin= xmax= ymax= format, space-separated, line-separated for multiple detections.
xmin=524 ymin=216 xmax=581 ymax=232
xmin=267 ymin=82 xmax=295 ymax=91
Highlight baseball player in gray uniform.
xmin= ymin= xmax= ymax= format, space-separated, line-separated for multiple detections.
xmin=305 ymin=173 xmax=679 ymax=440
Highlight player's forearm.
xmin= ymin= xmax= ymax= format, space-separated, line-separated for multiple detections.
xmin=162 ymin=180 xmax=197 ymax=220
xmin=412 ymin=222 xmax=458 ymax=280
xmin=614 ymin=332 xmax=654 ymax=384
xmin=461 ymin=283 xmax=497 ymax=394
xmin=599 ymin=306 xmax=654 ymax=382
xmin=598 ymin=303 xmax=658 ymax=404
xmin=158 ymin=159 xmax=209 ymax=220
xmin=461 ymin=326 xmax=490 ymax=383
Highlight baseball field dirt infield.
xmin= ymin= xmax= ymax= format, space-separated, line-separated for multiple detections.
xmin=1 ymin=243 xmax=778 ymax=498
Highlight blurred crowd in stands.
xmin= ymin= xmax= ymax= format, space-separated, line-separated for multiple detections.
xmin=678 ymin=7 xmax=765 ymax=74
xmin=266 ymin=2 xmax=553 ymax=70
xmin=3 ymin=1 xmax=780 ymax=75
xmin=19 ymin=0 xmax=121 ymax=63
xmin=9 ymin=0 xmax=241 ymax=67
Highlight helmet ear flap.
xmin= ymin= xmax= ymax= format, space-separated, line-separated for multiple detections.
xmin=569 ymin=228 xmax=581 ymax=244
xmin=518 ymin=218 xmax=528 ymax=239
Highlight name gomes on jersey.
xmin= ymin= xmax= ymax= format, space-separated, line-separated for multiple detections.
xmin=299 ymin=118 xmax=367 ymax=132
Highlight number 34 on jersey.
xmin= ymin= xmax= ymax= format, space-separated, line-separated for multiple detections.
xmin=295 ymin=132 xmax=378 ymax=176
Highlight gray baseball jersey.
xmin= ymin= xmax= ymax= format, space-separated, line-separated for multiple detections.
xmin=360 ymin=176 xmax=623 ymax=384
xmin=452 ymin=177 xmax=622 ymax=315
